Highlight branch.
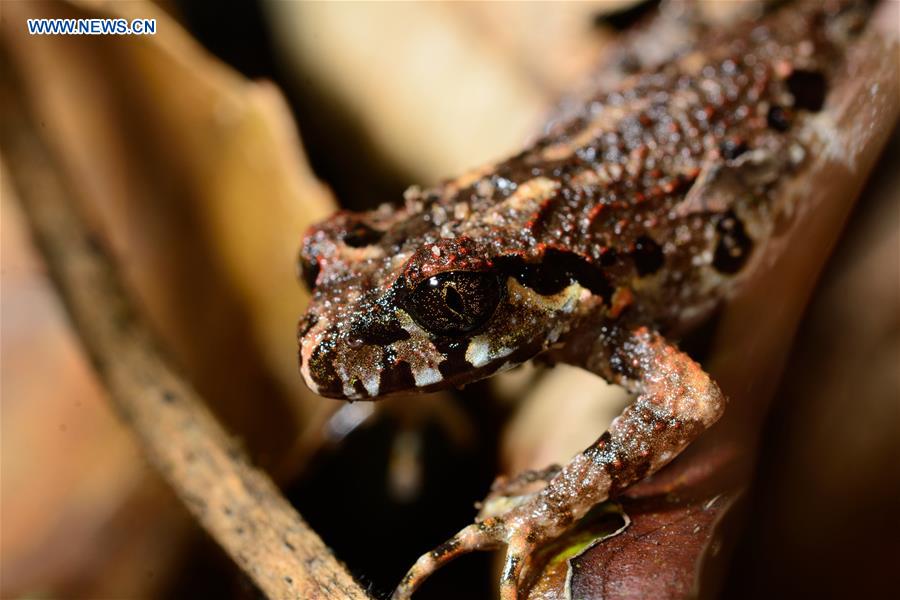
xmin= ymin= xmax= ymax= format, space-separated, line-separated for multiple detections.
xmin=0 ymin=59 xmax=370 ymax=600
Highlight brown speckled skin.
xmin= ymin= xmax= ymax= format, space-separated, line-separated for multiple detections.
xmin=297 ymin=1 xmax=869 ymax=597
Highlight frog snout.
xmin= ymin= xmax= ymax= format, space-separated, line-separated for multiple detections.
xmin=301 ymin=342 xmax=346 ymax=399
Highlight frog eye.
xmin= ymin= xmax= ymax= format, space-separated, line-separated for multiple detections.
xmin=405 ymin=271 xmax=503 ymax=337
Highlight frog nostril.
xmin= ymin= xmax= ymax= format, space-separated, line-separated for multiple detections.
xmin=342 ymin=223 xmax=384 ymax=248
xmin=348 ymin=317 xmax=411 ymax=347
xmin=297 ymin=251 xmax=321 ymax=291
xmin=380 ymin=360 xmax=416 ymax=394
xmin=785 ymin=69 xmax=827 ymax=112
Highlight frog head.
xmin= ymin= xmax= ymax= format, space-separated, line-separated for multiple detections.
xmin=297 ymin=200 xmax=605 ymax=400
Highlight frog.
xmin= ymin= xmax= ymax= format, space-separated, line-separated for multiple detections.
xmin=296 ymin=1 xmax=869 ymax=597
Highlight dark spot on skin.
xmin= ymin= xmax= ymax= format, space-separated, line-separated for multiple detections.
xmin=498 ymin=249 xmax=613 ymax=301
xmin=608 ymin=445 xmax=653 ymax=495
xmin=594 ymin=0 xmax=660 ymax=32
xmin=342 ymin=222 xmax=384 ymax=247
xmin=349 ymin=315 xmax=410 ymax=346
xmin=284 ymin=576 xmax=293 ymax=585
xmin=599 ymin=249 xmax=618 ymax=267
xmin=161 ymin=390 xmax=176 ymax=403
xmin=767 ymin=105 xmax=791 ymax=132
xmin=585 ymin=432 xmax=613 ymax=462
xmin=380 ymin=360 xmax=417 ymax=394
xmin=437 ymin=340 xmax=470 ymax=380
xmin=713 ymin=211 xmax=754 ymax=274
xmin=786 ymin=69 xmax=827 ymax=112
xmin=632 ymin=236 xmax=664 ymax=276
xmin=352 ymin=380 xmax=368 ymax=398
xmin=719 ymin=138 xmax=748 ymax=160
xmin=497 ymin=256 xmax=569 ymax=296
xmin=433 ymin=337 xmax=465 ymax=356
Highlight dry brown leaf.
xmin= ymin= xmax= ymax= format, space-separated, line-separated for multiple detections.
xmin=2 ymin=0 xmax=337 ymax=467
xmin=1 ymin=160 xmax=188 ymax=599
xmin=262 ymin=1 xmax=549 ymax=184
xmin=2 ymin=0 xmax=342 ymax=594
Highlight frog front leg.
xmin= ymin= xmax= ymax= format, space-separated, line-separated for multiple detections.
xmin=392 ymin=326 xmax=726 ymax=600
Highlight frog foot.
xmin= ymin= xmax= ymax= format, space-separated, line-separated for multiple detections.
xmin=391 ymin=480 xmax=561 ymax=600
xmin=393 ymin=329 xmax=727 ymax=599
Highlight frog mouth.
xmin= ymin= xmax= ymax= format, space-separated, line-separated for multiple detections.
xmin=298 ymin=301 xmax=552 ymax=400
xmin=299 ymin=336 xmax=545 ymax=401
xmin=386 ymin=335 xmax=548 ymax=397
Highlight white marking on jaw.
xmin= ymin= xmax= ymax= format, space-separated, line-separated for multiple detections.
xmin=299 ymin=318 xmax=330 ymax=395
xmin=362 ymin=372 xmax=380 ymax=397
xmin=334 ymin=363 xmax=354 ymax=398
xmin=414 ymin=367 xmax=443 ymax=387
xmin=299 ymin=346 xmax=316 ymax=392
xmin=465 ymin=337 xmax=491 ymax=367
xmin=301 ymin=364 xmax=319 ymax=394
xmin=465 ymin=337 xmax=514 ymax=369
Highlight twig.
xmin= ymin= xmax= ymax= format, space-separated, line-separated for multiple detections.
xmin=0 ymin=59 xmax=371 ymax=600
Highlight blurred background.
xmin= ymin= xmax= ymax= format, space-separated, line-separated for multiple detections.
xmin=1 ymin=1 xmax=897 ymax=599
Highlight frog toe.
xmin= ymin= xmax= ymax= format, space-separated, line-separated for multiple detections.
xmin=392 ymin=519 xmax=505 ymax=600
